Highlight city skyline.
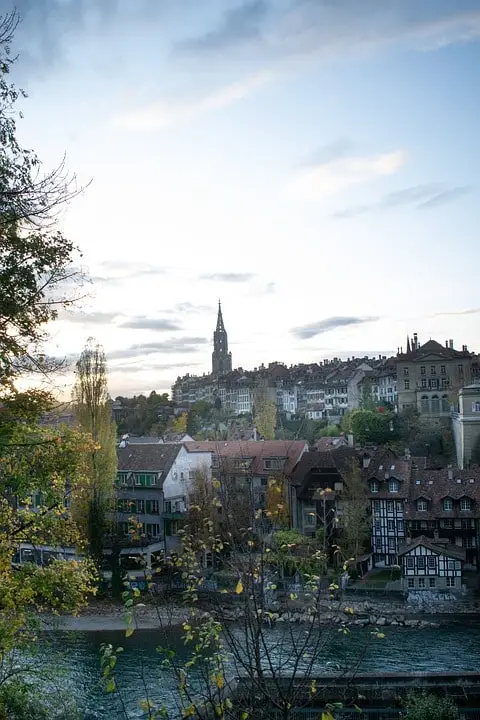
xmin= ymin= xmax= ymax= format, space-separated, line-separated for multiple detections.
xmin=9 ymin=0 xmax=480 ymax=396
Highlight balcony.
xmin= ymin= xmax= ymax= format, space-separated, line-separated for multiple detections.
xmin=162 ymin=511 xmax=186 ymax=520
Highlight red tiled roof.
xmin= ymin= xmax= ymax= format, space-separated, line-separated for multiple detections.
xmin=316 ymin=436 xmax=349 ymax=452
xmin=184 ymin=440 xmax=308 ymax=476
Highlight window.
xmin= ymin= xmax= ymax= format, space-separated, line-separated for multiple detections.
xmin=441 ymin=365 xmax=446 ymax=375
xmin=387 ymin=500 xmax=394 ymax=512
xmin=417 ymin=500 xmax=427 ymax=512
xmin=430 ymin=365 xmax=436 ymax=375
xmin=429 ymin=578 xmax=436 ymax=588
xmin=461 ymin=498 xmax=471 ymax=511
xmin=264 ymin=458 xmax=284 ymax=471
xmin=261 ymin=477 xmax=268 ymax=486
xmin=375 ymin=519 xmax=381 ymax=530
xmin=134 ymin=474 xmax=155 ymax=487
xmin=446 ymin=577 xmax=455 ymax=588
xmin=398 ymin=520 xmax=404 ymax=533
xmin=375 ymin=537 xmax=382 ymax=549
xmin=388 ymin=538 xmax=396 ymax=550
xmin=417 ymin=556 xmax=426 ymax=569
xmin=458 ymin=364 xmax=464 ymax=376
xmin=404 ymin=380 xmax=410 ymax=390
xmin=420 ymin=366 xmax=426 ymax=375
xmin=441 ymin=395 xmax=449 ymax=412
xmin=408 ymin=578 xmax=415 ymax=588
xmin=387 ymin=520 xmax=394 ymax=531
xmin=406 ymin=557 xmax=414 ymax=569
xmin=431 ymin=395 xmax=440 ymax=412
xmin=420 ymin=395 xmax=429 ymax=413
xmin=146 ymin=523 xmax=160 ymax=538
xmin=427 ymin=556 xmax=436 ymax=569
xmin=389 ymin=479 xmax=399 ymax=493
xmin=211 ymin=454 xmax=219 ymax=469
xmin=403 ymin=367 xmax=409 ymax=376
xmin=136 ymin=499 xmax=145 ymax=514
xmin=443 ymin=498 xmax=453 ymax=511
xmin=147 ymin=500 xmax=159 ymax=514
xmin=421 ymin=379 xmax=427 ymax=389
xmin=370 ymin=481 xmax=379 ymax=493
xmin=441 ymin=519 xmax=453 ymax=529
xmin=306 ymin=513 xmax=315 ymax=526
xmin=465 ymin=536 xmax=476 ymax=549
xmin=418 ymin=578 xmax=425 ymax=588
xmin=117 ymin=473 xmax=128 ymax=486
xmin=472 ymin=402 xmax=480 ymax=413
xmin=396 ymin=501 xmax=403 ymax=511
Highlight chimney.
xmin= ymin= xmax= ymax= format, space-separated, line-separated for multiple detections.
xmin=347 ymin=434 xmax=354 ymax=447
xmin=448 ymin=469 xmax=453 ymax=480
xmin=449 ymin=339 xmax=454 ymax=349
xmin=413 ymin=332 xmax=418 ymax=349
xmin=445 ymin=340 xmax=449 ymax=349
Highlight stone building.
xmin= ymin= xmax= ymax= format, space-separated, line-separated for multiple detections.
xmin=452 ymin=384 xmax=480 ymax=469
xmin=396 ymin=333 xmax=473 ymax=417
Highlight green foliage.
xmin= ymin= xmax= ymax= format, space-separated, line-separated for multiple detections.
xmin=72 ymin=338 xmax=117 ymax=564
xmin=115 ymin=390 xmax=171 ymax=437
xmin=318 ymin=425 xmax=341 ymax=438
xmin=342 ymin=409 xmax=394 ymax=445
xmin=403 ymin=692 xmax=461 ymax=720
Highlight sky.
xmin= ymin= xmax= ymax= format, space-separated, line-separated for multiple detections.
xmin=5 ymin=0 xmax=480 ymax=398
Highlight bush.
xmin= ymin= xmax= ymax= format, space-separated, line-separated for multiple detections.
xmin=403 ymin=692 xmax=461 ymax=720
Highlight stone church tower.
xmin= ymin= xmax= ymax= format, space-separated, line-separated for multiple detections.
xmin=212 ymin=301 xmax=232 ymax=376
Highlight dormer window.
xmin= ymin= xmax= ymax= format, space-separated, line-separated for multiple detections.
xmin=443 ymin=498 xmax=453 ymax=511
xmin=417 ymin=499 xmax=427 ymax=512
xmin=370 ymin=481 xmax=379 ymax=493
xmin=388 ymin=479 xmax=399 ymax=493
xmin=461 ymin=498 xmax=471 ymax=511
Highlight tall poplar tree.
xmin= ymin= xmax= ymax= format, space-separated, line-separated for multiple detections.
xmin=73 ymin=338 xmax=117 ymax=564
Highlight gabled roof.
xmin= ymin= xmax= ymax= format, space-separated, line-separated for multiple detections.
xmin=117 ymin=443 xmax=181 ymax=476
xmin=290 ymin=446 xmax=359 ymax=487
xmin=397 ymin=339 xmax=472 ymax=362
xmin=398 ymin=535 xmax=465 ymax=562
xmin=184 ymin=440 xmax=308 ymax=476
xmin=316 ymin=436 xmax=349 ymax=452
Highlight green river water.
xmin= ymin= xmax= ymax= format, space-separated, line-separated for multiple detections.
xmin=29 ymin=622 xmax=480 ymax=718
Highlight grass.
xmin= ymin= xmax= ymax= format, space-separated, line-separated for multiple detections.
xmin=359 ymin=568 xmax=401 ymax=586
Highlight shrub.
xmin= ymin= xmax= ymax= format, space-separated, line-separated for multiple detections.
xmin=403 ymin=691 xmax=461 ymax=720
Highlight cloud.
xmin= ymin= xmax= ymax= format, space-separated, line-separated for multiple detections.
xmin=290 ymin=149 xmax=406 ymax=200
xmin=199 ymin=272 xmax=256 ymax=283
xmin=113 ymin=71 xmax=272 ymax=131
xmin=416 ymin=185 xmax=472 ymax=209
xmin=110 ymin=361 xmax=202 ymax=375
xmin=107 ymin=337 xmax=208 ymax=361
xmin=60 ymin=311 xmax=120 ymax=325
xmin=292 ymin=316 xmax=380 ymax=340
xmin=170 ymin=301 xmax=215 ymax=314
xmin=332 ymin=183 xmax=472 ymax=218
xmin=118 ymin=316 xmax=182 ymax=331
xmin=433 ymin=308 xmax=480 ymax=317
xmin=263 ymin=281 xmax=276 ymax=294
xmin=175 ymin=0 xmax=269 ymax=55
xmin=90 ymin=261 xmax=167 ymax=283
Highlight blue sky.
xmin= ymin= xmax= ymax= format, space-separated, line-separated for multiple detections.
xmin=8 ymin=0 xmax=480 ymax=396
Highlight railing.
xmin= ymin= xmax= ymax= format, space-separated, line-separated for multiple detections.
xmin=263 ymin=709 xmax=480 ymax=719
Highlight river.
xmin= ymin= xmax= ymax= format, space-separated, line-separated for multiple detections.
xmin=32 ymin=622 xmax=480 ymax=718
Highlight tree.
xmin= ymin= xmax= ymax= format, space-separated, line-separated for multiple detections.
xmin=318 ymin=425 xmax=341 ymax=438
xmin=342 ymin=409 xmax=394 ymax=445
xmin=265 ymin=475 xmax=290 ymax=528
xmin=0 ymin=13 xmax=85 ymax=384
xmin=170 ymin=412 xmax=188 ymax=434
xmin=253 ymin=387 xmax=277 ymax=440
xmin=0 ymin=13 xmax=97 ymax=715
xmin=338 ymin=464 xmax=370 ymax=564
xmin=72 ymin=338 xmax=117 ymax=565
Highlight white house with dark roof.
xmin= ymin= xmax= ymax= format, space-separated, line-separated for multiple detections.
xmin=398 ymin=535 xmax=465 ymax=592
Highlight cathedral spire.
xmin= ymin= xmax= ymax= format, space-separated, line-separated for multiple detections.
xmin=216 ymin=299 xmax=225 ymax=332
xmin=212 ymin=301 xmax=232 ymax=376
xmin=406 ymin=335 xmax=411 ymax=354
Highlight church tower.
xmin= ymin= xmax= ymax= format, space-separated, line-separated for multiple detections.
xmin=212 ymin=301 xmax=232 ymax=376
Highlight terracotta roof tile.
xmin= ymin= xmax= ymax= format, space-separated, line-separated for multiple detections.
xmin=184 ymin=440 xmax=308 ymax=476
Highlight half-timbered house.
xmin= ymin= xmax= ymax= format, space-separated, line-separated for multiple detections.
xmin=398 ymin=535 xmax=465 ymax=591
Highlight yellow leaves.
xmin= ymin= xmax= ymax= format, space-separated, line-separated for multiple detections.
xmin=211 ymin=673 xmax=225 ymax=689
xmin=321 ymin=713 xmax=334 ymax=720
xmin=310 ymin=679 xmax=317 ymax=696
xmin=212 ymin=479 xmax=221 ymax=489
xmin=183 ymin=704 xmax=195 ymax=718
xmin=235 ymin=579 xmax=244 ymax=595
xmin=125 ymin=627 xmax=134 ymax=638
